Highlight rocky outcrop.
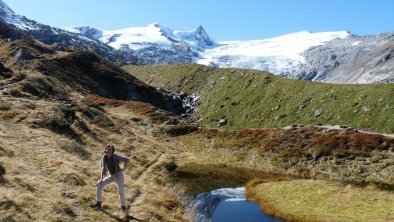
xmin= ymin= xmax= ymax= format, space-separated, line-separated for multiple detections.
xmin=291 ymin=32 xmax=394 ymax=83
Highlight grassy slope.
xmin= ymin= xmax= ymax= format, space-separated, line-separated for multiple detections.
xmin=0 ymin=23 xmax=193 ymax=221
xmin=1 ymin=20 xmax=392 ymax=221
xmin=124 ymin=64 xmax=394 ymax=133
xmin=246 ymin=179 xmax=394 ymax=222
xmin=163 ymin=126 xmax=394 ymax=188
xmin=0 ymin=96 xmax=193 ymax=222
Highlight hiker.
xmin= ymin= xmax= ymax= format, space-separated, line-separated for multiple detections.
xmin=90 ymin=144 xmax=129 ymax=212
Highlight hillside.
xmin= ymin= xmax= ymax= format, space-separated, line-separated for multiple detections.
xmin=0 ymin=21 xmax=196 ymax=221
xmin=0 ymin=19 xmax=393 ymax=222
xmin=124 ymin=63 xmax=394 ymax=133
xmin=0 ymin=12 xmax=393 ymax=222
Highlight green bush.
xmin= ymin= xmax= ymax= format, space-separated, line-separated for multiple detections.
xmin=0 ymin=102 xmax=11 ymax=111
xmin=58 ymin=141 xmax=90 ymax=160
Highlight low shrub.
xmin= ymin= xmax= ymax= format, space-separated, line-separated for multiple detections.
xmin=21 ymin=77 xmax=67 ymax=99
xmin=349 ymin=133 xmax=390 ymax=152
xmin=0 ymin=102 xmax=11 ymax=111
xmin=58 ymin=141 xmax=91 ymax=160
xmin=162 ymin=124 xmax=198 ymax=136
xmin=52 ymin=203 xmax=77 ymax=218
xmin=0 ymin=109 xmax=20 ymax=119
xmin=80 ymin=105 xmax=114 ymax=127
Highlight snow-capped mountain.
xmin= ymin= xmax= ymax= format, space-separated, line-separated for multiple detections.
xmin=0 ymin=0 xmax=138 ymax=64
xmin=299 ymin=32 xmax=394 ymax=83
xmin=64 ymin=23 xmax=215 ymax=64
xmin=1 ymin=0 xmax=393 ymax=83
xmin=65 ymin=23 xmax=214 ymax=51
xmin=65 ymin=22 xmax=394 ymax=83
xmin=197 ymin=31 xmax=350 ymax=76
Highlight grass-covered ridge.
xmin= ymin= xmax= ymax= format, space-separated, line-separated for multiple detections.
xmin=124 ymin=64 xmax=394 ymax=133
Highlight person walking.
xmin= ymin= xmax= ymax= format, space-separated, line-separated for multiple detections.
xmin=90 ymin=144 xmax=129 ymax=212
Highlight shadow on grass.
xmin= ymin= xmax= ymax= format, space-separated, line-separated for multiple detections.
xmin=100 ymin=208 xmax=143 ymax=222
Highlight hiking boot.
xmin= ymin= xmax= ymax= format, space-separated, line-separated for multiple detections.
xmin=90 ymin=202 xmax=102 ymax=209
xmin=120 ymin=206 xmax=126 ymax=213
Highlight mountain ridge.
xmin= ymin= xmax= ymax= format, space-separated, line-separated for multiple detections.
xmin=1 ymin=0 xmax=393 ymax=83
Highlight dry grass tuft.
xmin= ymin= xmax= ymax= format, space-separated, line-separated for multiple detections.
xmin=88 ymin=96 xmax=155 ymax=116
xmin=58 ymin=140 xmax=91 ymax=160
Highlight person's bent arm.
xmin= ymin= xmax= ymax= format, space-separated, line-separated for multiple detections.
xmin=122 ymin=158 xmax=129 ymax=170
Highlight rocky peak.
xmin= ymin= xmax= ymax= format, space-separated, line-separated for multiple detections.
xmin=0 ymin=0 xmax=15 ymax=16
xmin=64 ymin=26 xmax=103 ymax=39
xmin=194 ymin=25 xmax=214 ymax=46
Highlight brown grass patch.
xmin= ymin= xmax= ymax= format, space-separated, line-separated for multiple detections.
xmin=248 ymin=180 xmax=394 ymax=222
xmin=88 ymin=96 xmax=155 ymax=115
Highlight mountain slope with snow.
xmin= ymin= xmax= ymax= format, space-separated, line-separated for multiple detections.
xmin=65 ymin=23 xmax=215 ymax=51
xmin=66 ymin=22 xmax=394 ymax=83
xmin=64 ymin=23 xmax=216 ymax=64
xmin=197 ymin=31 xmax=350 ymax=75
xmin=1 ymin=0 xmax=393 ymax=83
xmin=0 ymin=0 xmax=139 ymax=64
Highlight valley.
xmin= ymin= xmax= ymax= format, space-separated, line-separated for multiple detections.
xmin=0 ymin=0 xmax=393 ymax=221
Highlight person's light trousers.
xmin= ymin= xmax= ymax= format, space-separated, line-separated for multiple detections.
xmin=96 ymin=171 xmax=125 ymax=206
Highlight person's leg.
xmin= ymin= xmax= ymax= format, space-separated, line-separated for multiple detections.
xmin=115 ymin=172 xmax=125 ymax=208
xmin=96 ymin=175 xmax=115 ymax=203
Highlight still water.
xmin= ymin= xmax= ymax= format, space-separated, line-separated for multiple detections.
xmin=195 ymin=187 xmax=282 ymax=222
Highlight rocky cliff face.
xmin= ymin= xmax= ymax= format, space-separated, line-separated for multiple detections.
xmin=292 ymin=32 xmax=394 ymax=83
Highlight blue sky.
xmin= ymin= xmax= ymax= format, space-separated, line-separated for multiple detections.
xmin=4 ymin=0 xmax=394 ymax=41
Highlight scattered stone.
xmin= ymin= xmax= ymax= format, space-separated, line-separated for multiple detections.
xmin=275 ymin=114 xmax=287 ymax=120
xmin=383 ymin=103 xmax=390 ymax=111
xmin=272 ymin=105 xmax=280 ymax=111
xmin=314 ymin=109 xmax=323 ymax=117
xmin=299 ymin=104 xmax=305 ymax=110
xmin=218 ymin=119 xmax=227 ymax=126
xmin=164 ymin=162 xmax=177 ymax=172
xmin=131 ymin=117 xmax=142 ymax=122
xmin=54 ymin=93 xmax=69 ymax=101
xmin=347 ymin=128 xmax=359 ymax=132
xmin=362 ymin=107 xmax=370 ymax=112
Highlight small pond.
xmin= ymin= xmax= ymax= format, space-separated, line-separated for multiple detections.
xmin=172 ymin=164 xmax=287 ymax=222
xmin=195 ymin=187 xmax=282 ymax=222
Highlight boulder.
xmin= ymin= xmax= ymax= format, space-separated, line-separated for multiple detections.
xmin=218 ymin=119 xmax=227 ymax=126
xmin=314 ymin=109 xmax=323 ymax=117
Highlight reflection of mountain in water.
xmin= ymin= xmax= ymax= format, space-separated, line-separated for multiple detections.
xmin=195 ymin=187 xmax=246 ymax=222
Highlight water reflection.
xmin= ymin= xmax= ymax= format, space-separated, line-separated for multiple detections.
xmin=195 ymin=187 xmax=282 ymax=222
